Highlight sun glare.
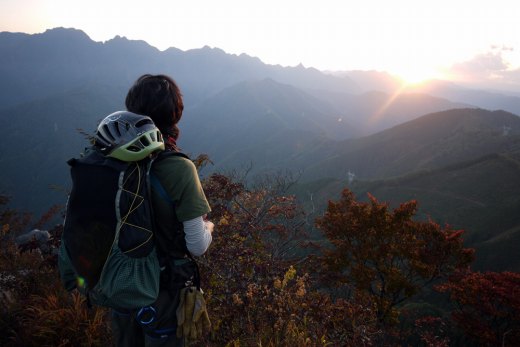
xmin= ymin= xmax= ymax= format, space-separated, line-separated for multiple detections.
xmin=394 ymin=66 xmax=443 ymax=86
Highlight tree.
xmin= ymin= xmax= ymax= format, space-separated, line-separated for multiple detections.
xmin=315 ymin=189 xmax=474 ymax=325
xmin=199 ymin=173 xmax=311 ymax=344
xmin=198 ymin=175 xmax=381 ymax=345
xmin=437 ymin=271 xmax=520 ymax=346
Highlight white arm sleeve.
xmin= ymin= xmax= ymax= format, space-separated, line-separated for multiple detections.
xmin=183 ymin=216 xmax=212 ymax=256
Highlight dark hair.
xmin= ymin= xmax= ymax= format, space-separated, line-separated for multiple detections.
xmin=125 ymin=74 xmax=184 ymax=140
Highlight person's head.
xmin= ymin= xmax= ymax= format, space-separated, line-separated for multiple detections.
xmin=125 ymin=74 xmax=184 ymax=143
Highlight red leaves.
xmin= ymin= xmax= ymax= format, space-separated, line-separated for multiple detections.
xmin=316 ymin=188 xmax=474 ymax=324
xmin=414 ymin=316 xmax=450 ymax=347
xmin=437 ymin=271 xmax=520 ymax=346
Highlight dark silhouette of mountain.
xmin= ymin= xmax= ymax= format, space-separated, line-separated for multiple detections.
xmin=474 ymin=223 xmax=520 ymax=272
xmin=328 ymin=71 xmax=520 ymax=117
xmin=1 ymin=27 xmax=520 ymax=273
xmin=0 ymin=84 xmax=123 ymax=215
xmin=349 ymin=151 xmax=520 ymax=272
xmin=312 ymin=90 xmax=470 ymax=135
xmin=0 ymin=27 xmax=359 ymax=109
xmin=0 ymin=28 xmax=159 ymax=108
xmin=180 ymin=78 xmax=347 ymax=171
xmin=410 ymin=80 xmax=520 ymax=116
xmin=337 ymin=70 xmax=403 ymax=94
xmin=0 ymin=27 xmax=363 ymax=214
xmin=302 ymin=108 xmax=520 ymax=180
xmin=291 ymin=109 xmax=520 ymax=271
xmin=349 ymin=72 xmax=520 ymax=117
xmin=178 ymin=81 xmax=476 ymax=175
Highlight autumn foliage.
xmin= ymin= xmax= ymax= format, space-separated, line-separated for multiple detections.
xmin=0 ymin=197 xmax=110 ymax=346
xmin=0 ymin=177 xmax=519 ymax=346
xmin=198 ymin=174 xmax=380 ymax=346
xmin=316 ymin=189 xmax=474 ymax=325
xmin=437 ymin=271 xmax=520 ymax=346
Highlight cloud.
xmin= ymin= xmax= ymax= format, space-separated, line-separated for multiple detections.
xmin=446 ymin=48 xmax=520 ymax=92
xmin=449 ymin=52 xmax=508 ymax=81
xmin=490 ymin=45 xmax=514 ymax=52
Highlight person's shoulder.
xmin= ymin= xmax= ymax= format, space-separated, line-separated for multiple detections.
xmin=158 ymin=152 xmax=192 ymax=163
xmin=153 ymin=152 xmax=196 ymax=173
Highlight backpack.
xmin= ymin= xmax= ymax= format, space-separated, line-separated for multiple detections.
xmin=60 ymin=147 xmax=161 ymax=310
xmin=59 ymin=110 xmax=206 ymax=311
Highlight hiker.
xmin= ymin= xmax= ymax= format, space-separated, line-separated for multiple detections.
xmin=58 ymin=74 xmax=214 ymax=347
xmin=110 ymin=74 xmax=214 ymax=346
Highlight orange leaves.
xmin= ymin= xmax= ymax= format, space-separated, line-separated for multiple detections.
xmin=199 ymin=174 xmax=315 ymax=344
xmin=19 ymin=290 xmax=110 ymax=346
xmin=267 ymin=196 xmax=298 ymax=219
xmin=0 ymin=195 xmax=111 ymax=346
xmin=198 ymin=176 xmax=383 ymax=345
xmin=316 ymin=188 xmax=474 ymax=324
xmin=1 ymin=223 xmax=8 ymax=236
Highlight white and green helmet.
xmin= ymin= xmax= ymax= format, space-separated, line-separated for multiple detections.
xmin=95 ymin=111 xmax=165 ymax=161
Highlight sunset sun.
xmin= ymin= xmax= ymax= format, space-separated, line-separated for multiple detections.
xmin=394 ymin=66 xmax=442 ymax=86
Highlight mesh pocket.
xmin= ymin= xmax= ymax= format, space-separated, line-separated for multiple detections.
xmin=91 ymin=247 xmax=161 ymax=310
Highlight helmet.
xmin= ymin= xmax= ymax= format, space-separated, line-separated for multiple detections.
xmin=95 ymin=111 xmax=165 ymax=161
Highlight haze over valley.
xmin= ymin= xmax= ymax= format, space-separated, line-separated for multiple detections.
xmin=1 ymin=28 xmax=519 ymax=272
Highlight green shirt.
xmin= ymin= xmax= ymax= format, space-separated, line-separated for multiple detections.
xmin=151 ymin=154 xmax=211 ymax=257
xmin=151 ymin=155 xmax=211 ymax=222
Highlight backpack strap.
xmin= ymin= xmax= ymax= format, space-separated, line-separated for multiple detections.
xmin=156 ymin=150 xmax=190 ymax=162
xmin=150 ymin=174 xmax=174 ymax=204
xmin=149 ymin=151 xmax=202 ymax=291
xmin=149 ymin=150 xmax=190 ymax=204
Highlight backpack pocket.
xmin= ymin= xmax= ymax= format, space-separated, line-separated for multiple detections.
xmin=91 ymin=246 xmax=161 ymax=310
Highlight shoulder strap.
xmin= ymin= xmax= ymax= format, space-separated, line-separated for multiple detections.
xmin=150 ymin=151 xmax=190 ymax=204
xmin=156 ymin=150 xmax=190 ymax=162
xmin=149 ymin=151 xmax=202 ymax=290
xmin=150 ymin=174 xmax=174 ymax=204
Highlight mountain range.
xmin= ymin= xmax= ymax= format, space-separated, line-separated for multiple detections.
xmin=1 ymin=27 xmax=519 ymax=271
xmin=290 ymin=108 xmax=520 ymax=271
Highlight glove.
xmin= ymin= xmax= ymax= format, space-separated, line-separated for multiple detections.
xmin=176 ymin=287 xmax=211 ymax=340
xmin=193 ymin=289 xmax=211 ymax=337
xmin=176 ymin=287 xmax=192 ymax=338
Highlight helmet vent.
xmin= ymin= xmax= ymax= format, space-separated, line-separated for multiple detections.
xmin=135 ymin=119 xmax=153 ymax=128
xmin=140 ymin=135 xmax=150 ymax=146
xmin=96 ymin=132 xmax=109 ymax=145
xmin=113 ymin=121 xmax=122 ymax=136
xmin=102 ymin=124 xmax=115 ymax=141
xmin=127 ymin=145 xmax=141 ymax=152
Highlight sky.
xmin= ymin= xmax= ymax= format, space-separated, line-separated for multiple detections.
xmin=1 ymin=0 xmax=520 ymax=87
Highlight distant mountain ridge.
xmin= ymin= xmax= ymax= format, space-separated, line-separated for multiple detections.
xmin=291 ymin=109 xmax=520 ymax=272
xmin=1 ymin=28 xmax=520 ymax=273
xmin=180 ymin=78 xmax=348 ymax=166
xmin=350 ymin=151 xmax=520 ymax=272
xmin=0 ymin=27 xmax=359 ymax=109
xmin=312 ymin=89 xmax=470 ymax=135
xmin=3 ymin=27 xmax=519 ymax=116
xmin=302 ymin=108 xmax=520 ymax=180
